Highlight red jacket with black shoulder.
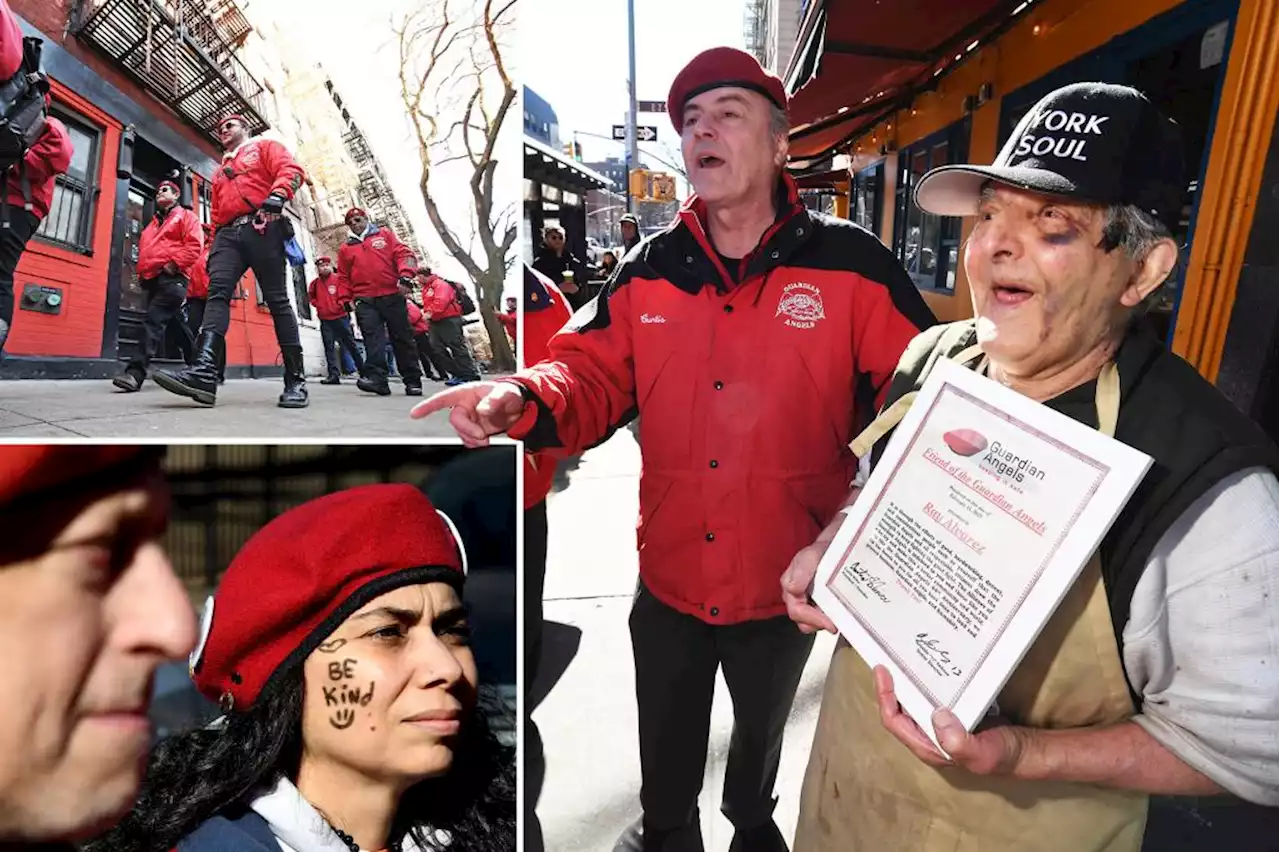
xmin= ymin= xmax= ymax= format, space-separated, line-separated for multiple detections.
xmin=210 ymin=137 xmax=305 ymax=228
xmin=522 ymin=265 xmax=572 ymax=510
xmin=504 ymin=176 xmax=936 ymax=623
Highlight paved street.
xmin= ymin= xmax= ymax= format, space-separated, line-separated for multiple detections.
xmin=0 ymin=376 xmax=464 ymax=438
xmin=534 ymin=428 xmax=837 ymax=852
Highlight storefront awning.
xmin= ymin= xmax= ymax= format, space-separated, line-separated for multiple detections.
xmin=785 ymin=0 xmax=1036 ymax=161
xmin=524 ymin=137 xmax=613 ymax=194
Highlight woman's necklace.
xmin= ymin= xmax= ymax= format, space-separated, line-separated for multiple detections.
xmin=331 ymin=825 xmax=403 ymax=852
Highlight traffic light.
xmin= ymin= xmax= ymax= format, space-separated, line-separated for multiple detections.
xmin=651 ymin=173 xmax=677 ymax=202
xmin=629 ymin=168 xmax=651 ymax=200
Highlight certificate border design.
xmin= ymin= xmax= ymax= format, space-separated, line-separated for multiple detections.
xmin=824 ymin=379 xmax=1111 ymax=710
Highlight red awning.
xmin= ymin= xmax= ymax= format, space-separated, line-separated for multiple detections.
xmin=786 ymin=0 xmax=1033 ymax=161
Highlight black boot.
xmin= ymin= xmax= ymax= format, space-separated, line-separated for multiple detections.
xmin=614 ymin=816 xmax=704 ymax=852
xmin=728 ymin=820 xmax=787 ymax=852
xmin=320 ymin=374 xmax=341 ymax=385
xmin=153 ymin=330 xmax=222 ymax=406
xmin=111 ymin=365 xmax=146 ymax=392
xmin=279 ymin=345 xmax=309 ymax=408
xmin=357 ymin=375 xmax=391 ymax=396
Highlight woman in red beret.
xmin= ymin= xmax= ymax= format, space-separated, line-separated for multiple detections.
xmin=88 ymin=484 xmax=515 ymax=852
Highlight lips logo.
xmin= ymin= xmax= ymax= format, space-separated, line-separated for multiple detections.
xmin=943 ymin=429 xmax=988 ymax=457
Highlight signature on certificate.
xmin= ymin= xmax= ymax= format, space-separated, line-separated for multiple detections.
xmin=846 ymin=561 xmax=891 ymax=603
xmin=915 ymin=632 xmax=963 ymax=677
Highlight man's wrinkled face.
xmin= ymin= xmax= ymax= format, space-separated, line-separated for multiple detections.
xmin=0 ymin=473 xmax=197 ymax=842
xmin=681 ymin=87 xmax=787 ymax=207
xmin=965 ymin=184 xmax=1169 ymax=378
xmin=348 ymin=213 xmax=369 ymax=234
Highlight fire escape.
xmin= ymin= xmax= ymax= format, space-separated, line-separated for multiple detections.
xmin=72 ymin=0 xmax=269 ymax=145
xmin=343 ymin=120 xmax=426 ymax=261
xmin=743 ymin=0 xmax=769 ymax=69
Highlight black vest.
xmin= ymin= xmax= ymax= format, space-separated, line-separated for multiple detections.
xmin=873 ymin=320 xmax=1278 ymax=705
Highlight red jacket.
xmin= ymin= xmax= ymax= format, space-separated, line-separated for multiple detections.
xmin=423 ymin=275 xmax=462 ymax=320
xmin=506 ymin=176 xmax=935 ymax=623
xmin=188 ymin=242 xmax=211 ymax=299
xmin=136 ymin=205 xmax=203 ymax=281
xmin=0 ymin=0 xmax=22 ymax=80
xmin=522 ymin=265 xmax=572 ymax=510
xmin=307 ymin=272 xmax=352 ymax=321
xmin=498 ymin=311 xmax=517 ymax=341
xmin=337 ymin=227 xmax=415 ymax=298
xmin=5 ymin=117 xmax=71 ymax=221
xmin=210 ymin=137 xmax=305 ymax=228
xmin=406 ymin=298 xmax=428 ymax=334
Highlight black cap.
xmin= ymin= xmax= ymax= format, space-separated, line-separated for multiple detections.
xmin=915 ymin=82 xmax=1185 ymax=231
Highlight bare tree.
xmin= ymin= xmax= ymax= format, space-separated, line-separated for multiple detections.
xmin=396 ymin=0 xmax=517 ymax=371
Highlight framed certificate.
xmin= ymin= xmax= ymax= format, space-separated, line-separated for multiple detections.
xmin=812 ymin=358 xmax=1151 ymax=743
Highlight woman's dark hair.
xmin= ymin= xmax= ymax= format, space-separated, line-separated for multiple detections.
xmin=601 ymin=251 xmax=618 ymax=269
xmin=84 ymin=669 xmax=514 ymax=852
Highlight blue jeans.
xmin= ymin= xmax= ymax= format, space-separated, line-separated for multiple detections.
xmin=319 ymin=316 xmax=364 ymax=380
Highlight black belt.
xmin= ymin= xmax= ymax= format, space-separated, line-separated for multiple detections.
xmin=220 ymin=213 xmax=256 ymax=230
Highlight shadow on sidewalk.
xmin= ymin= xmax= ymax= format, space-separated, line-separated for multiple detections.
xmin=529 ymin=619 xmax=583 ymax=713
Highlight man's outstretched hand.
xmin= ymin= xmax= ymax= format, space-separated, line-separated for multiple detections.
xmin=410 ymin=381 xmax=526 ymax=447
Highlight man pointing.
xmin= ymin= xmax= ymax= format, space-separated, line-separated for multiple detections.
xmin=415 ymin=47 xmax=933 ymax=852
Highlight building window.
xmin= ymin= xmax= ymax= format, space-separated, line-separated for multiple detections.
xmin=851 ymin=162 xmax=883 ymax=236
xmin=894 ymin=120 xmax=969 ymax=292
xmin=35 ymin=109 xmax=101 ymax=253
xmin=292 ymin=264 xmax=311 ymax=322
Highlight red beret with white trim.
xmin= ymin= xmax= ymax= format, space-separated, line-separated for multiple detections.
xmin=190 ymin=483 xmax=467 ymax=712
xmin=667 ymin=46 xmax=788 ymax=130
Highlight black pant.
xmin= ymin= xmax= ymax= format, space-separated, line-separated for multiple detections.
xmin=202 ymin=220 xmax=300 ymax=347
xmin=629 ymin=582 xmax=814 ymax=833
xmin=353 ymin=294 xmax=421 ymax=383
xmin=524 ymin=501 xmax=549 ymax=852
xmin=185 ymin=297 xmax=206 ymax=340
xmin=414 ymin=331 xmax=452 ymax=379
xmin=430 ymin=316 xmax=480 ymax=380
xmin=128 ymin=272 xmax=189 ymax=374
xmin=0 ymin=210 xmax=40 ymax=352
xmin=320 ymin=316 xmax=364 ymax=380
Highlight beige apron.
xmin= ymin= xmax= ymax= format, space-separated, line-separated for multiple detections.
xmin=794 ymin=347 xmax=1147 ymax=852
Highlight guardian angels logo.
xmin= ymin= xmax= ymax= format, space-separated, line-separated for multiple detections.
xmin=372 ymin=238 xmax=387 ymax=250
xmin=775 ymin=282 xmax=825 ymax=329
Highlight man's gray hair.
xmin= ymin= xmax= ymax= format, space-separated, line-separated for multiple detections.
xmin=1100 ymin=204 xmax=1177 ymax=315
xmin=768 ymin=103 xmax=790 ymax=140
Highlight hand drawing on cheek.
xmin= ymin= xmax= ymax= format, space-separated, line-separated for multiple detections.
xmin=321 ymin=657 xmax=376 ymax=730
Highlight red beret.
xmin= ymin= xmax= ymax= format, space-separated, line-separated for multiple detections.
xmin=317 ymin=256 xmax=332 ymax=264
xmin=190 ymin=483 xmax=467 ymax=712
xmin=344 ymin=207 xmax=367 ymax=223
xmin=667 ymin=47 xmax=788 ymax=130
xmin=219 ymin=113 xmax=247 ymax=129
xmin=0 ymin=446 xmax=162 ymax=510
xmin=157 ymin=180 xmax=180 ymax=195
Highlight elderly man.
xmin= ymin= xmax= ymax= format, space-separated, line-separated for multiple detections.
xmin=414 ymin=47 xmax=934 ymax=852
xmin=154 ymin=113 xmax=308 ymax=408
xmin=784 ymin=82 xmax=1278 ymax=852
xmin=0 ymin=446 xmax=196 ymax=846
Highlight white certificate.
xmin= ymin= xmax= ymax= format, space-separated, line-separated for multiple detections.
xmin=813 ymin=358 xmax=1152 ymax=744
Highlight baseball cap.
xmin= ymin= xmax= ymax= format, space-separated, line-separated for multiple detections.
xmin=915 ymin=82 xmax=1185 ymax=231
xmin=619 ymin=214 xmax=638 ymax=226
xmin=667 ymin=47 xmax=788 ymax=131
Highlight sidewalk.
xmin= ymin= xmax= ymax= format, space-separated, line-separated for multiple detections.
xmin=534 ymin=429 xmax=836 ymax=852
xmin=0 ymin=376 xmax=461 ymax=438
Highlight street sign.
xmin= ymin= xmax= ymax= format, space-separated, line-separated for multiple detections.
xmin=638 ymin=100 xmax=667 ymax=113
xmin=612 ymin=125 xmax=659 ymax=142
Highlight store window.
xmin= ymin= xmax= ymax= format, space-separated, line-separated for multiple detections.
xmin=36 ymin=108 xmax=101 ymax=253
xmin=851 ymin=162 xmax=883 ymax=236
xmin=893 ymin=121 xmax=968 ymax=292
